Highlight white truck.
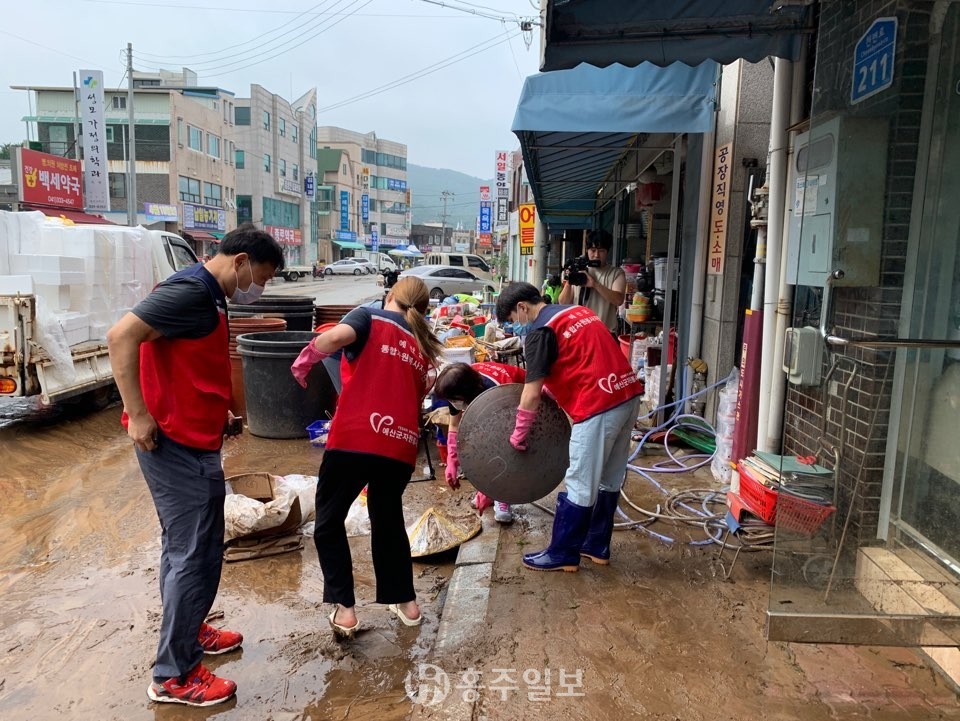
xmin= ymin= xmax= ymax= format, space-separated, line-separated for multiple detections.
xmin=354 ymin=250 xmax=399 ymax=273
xmin=0 ymin=211 xmax=199 ymax=403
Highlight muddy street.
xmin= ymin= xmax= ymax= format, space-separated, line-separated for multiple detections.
xmin=0 ymin=403 xmax=459 ymax=721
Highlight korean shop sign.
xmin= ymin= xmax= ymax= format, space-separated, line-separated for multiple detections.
xmin=78 ymin=69 xmax=110 ymax=212
xmin=18 ymin=148 xmax=83 ymax=209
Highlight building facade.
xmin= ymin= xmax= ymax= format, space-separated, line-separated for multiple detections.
xmin=234 ymin=86 xmax=317 ymax=267
xmin=16 ymin=69 xmax=238 ymax=256
xmin=315 ymin=127 xmax=411 ymax=256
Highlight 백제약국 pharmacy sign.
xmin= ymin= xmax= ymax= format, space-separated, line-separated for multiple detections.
xmin=18 ymin=148 xmax=83 ymax=209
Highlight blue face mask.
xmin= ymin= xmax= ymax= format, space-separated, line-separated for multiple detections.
xmin=514 ymin=321 xmax=532 ymax=337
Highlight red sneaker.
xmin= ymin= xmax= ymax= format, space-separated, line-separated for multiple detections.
xmin=147 ymin=663 xmax=236 ymax=707
xmin=198 ymin=622 xmax=243 ymax=654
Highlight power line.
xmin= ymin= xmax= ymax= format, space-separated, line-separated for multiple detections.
xmin=81 ymin=0 xmax=486 ymax=17
xmin=135 ymin=0 xmax=339 ymax=62
xmin=135 ymin=0 xmax=358 ymax=72
xmin=317 ymin=31 xmax=519 ymax=114
xmin=0 ymin=29 xmax=113 ymax=69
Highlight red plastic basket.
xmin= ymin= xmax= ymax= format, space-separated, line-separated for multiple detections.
xmin=736 ymin=461 xmax=835 ymax=536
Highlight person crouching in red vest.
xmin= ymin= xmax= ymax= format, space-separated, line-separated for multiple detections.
xmin=496 ymin=282 xmax=642 ymax=572
xmin=291 ymin=276 xmax=444 ymax=636
xmin=107 ymin=224 xmax=284 ymax=707
xmin=433 ymin=361 xmax=526 ymax=523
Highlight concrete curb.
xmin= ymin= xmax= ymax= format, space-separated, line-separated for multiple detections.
xmin=434 ymin=512 xmax=502 ymax=655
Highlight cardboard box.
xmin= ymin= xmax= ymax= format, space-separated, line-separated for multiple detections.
xmin=225 ymin=472 xmax=303 ymax=541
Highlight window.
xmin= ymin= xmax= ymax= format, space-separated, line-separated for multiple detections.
xmin=263 ymin=153 xmax=271 ymax=172
xmin=227 ymin=141 xmax=233 ymax=164
xmin=448 ymin=256 xmax=464 ymax=267
xmin=108 ymin=172 xmax=126 ymax=198
xmin=342 ymin=164 xmax=347 ymax=175
xmin=235 ymin=107 xmax=250 ymax=125
xmin=237 ymin=195 xmax=253 ymax=223
xmin=177 ymin=118 xmax=184 ymax=145
xmin=262 ymin=110 xmax=270 ymax=130
xmin=188 ymin=126 xmax=202 ymax=151
xmin=279 ymin=159 xmax=286 ymax=177
xmin=468 ymin=256 xmax=490 ymax=272
xmin=235 ymin=149 xmax=245 ymax=169
xmin=105 ymin=126 xmax=115 ymax=143
xmin=178 ymin=176 xmax=201 ymax=203
xmin=48 ymin=125 xmax=68 ymax=156
xmin=292 ymin=164 xmax=298 ymax=181
xmin=207 ymin=134 xmax=220 ymax=158
xmin=223 ymin=101 xmax=228 ymax=122
xmin=368 ymin=198 xmax=376 ymax=212
xmin=203 ymin=182 xmax=222 ymax=207
xmin=362 ymin=148 xmax=376 ymax=164
xmin=112 ymin=96 xmax=126 ymax=110
xmin=292 ymin=125 xmax=298 ymax=143
xmin=279 ymin=118 xmax=286 ymax=137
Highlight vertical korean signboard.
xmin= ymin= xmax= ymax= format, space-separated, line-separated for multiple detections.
xmin=519 ymin=203 xmax=535 ymax=256
xmin=340 ymin=190 xmax=349 ymax=231
xmin=707 ymin=143 xmax=732 ymax=275
xmin=78 ymin=69 xmax=110 ymax=212
xmin=494 ymin=150 xmax=509 ymax=226
xmin=361 ymin=193 xmax=369 ymax=223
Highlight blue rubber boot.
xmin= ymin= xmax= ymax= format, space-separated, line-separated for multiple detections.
xmin=580 ymin=489 xmax=621 ymax=565
xmin=522 ymin=492 xmax=592 ymax=572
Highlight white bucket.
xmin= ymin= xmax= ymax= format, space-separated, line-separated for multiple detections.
xmin=441 ymin=346 xmax=475 ymax=366
xmin=653 ymin=258 xmax=679 ymax=290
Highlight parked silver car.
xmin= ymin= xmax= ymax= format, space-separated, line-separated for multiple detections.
xmin=324 ymin=258 xmax=376 ymax=275
xmin=399 ymin=265 xmax=496 ymax=300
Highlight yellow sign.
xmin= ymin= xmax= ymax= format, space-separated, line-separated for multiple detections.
xmin=519 ymin=203 xmax=536 ymax=257
xmin=708 ymin=143 xmax=732 ymax=275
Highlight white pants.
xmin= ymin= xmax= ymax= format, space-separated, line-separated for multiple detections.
xmin=562 ymin=397 xmax=641 ymax=507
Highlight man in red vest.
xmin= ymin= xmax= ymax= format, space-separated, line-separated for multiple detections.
xmin=107 ymin=224 xmax=283 ymax=707
xmin=496 ymin=282 xmax=642 ymax=572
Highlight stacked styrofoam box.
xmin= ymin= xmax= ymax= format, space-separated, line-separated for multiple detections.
xmin=9 ymin=255 xmax=85 ymax=289
xmin=52 ymin=311 xmax=90 ymax=346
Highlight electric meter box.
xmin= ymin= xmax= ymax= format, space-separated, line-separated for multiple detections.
xmin=783 ymin=326 xmax=823 ymax=386
xmin=786 ymin=116 xmax=889 ymax=287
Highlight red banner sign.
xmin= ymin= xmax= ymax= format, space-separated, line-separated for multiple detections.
xmin=19 ymin=148 xmax=84 ymax=209
xmin=264 ymin=225 xmax=302 ymax=246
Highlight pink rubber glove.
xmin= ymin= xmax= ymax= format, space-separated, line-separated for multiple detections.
xmin=291 ymin=341 xmax=331 ymax=388
xmin=473 ymin=492 xmax=493 ymax=514
xmin=510 ymin=407 xmax=537 ymax=451
xmin=445 ymin=429 xmax=461 ymax=490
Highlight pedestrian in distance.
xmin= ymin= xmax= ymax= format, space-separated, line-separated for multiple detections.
xmin=291 ymin=276 xmax=444 ymax=637
xmin=433 ymin=361 xmax=526 ymax=523
xmin=496 ymin=282 xmax=642 ymax=572
xmin=107 ymin=224 xmax=284 ymax=707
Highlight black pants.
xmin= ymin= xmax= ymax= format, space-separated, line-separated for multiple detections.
xmin=313 ymin=450 xmax=415 ymax=608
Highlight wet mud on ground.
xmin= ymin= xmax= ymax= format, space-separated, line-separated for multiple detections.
xmin=0 ymin=402 xmax=462 ymax=721
xmin=416 ymin=465 xmax=960 ymax=721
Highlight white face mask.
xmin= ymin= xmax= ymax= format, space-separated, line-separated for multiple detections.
xmin=231 ymin=263 xmax=264 ymax=304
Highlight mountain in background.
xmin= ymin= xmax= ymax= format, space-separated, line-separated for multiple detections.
xmin=408 ymin=163 xmax=492 ymax=230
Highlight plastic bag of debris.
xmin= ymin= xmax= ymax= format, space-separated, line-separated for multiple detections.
xmin=224 ymin=473 xmax=302 ymax=542
xmin=407 ymin=507 xmax=481 ymax=558
xmin=344 ymin=488 xmax=370 ymax=537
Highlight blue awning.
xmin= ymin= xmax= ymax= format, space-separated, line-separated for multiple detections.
xmin=541 ymin=0 xmax=812 ymax=71
xmin=512 ymin=61 xmax=718 ymax=228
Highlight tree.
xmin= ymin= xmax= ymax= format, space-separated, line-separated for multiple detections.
xmin=0 ymin=143 xmax=20 ymax=160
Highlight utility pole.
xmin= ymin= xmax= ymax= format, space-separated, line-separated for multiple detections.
xmin=71 ymin=72 xmax=81 ymax=161
xmin=126 ymin=43 xmax=138 ymax=227
xmin=439 ymin=190 xmax=454 ymax=251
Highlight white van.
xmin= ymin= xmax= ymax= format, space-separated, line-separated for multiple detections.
xmin=423 ymin=252 xmax=494 ymax=281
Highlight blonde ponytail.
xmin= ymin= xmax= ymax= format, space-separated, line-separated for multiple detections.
xmin=389 ymin=276 xmax=444 ymax=366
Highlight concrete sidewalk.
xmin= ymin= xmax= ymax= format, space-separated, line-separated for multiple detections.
xmin=414 ymin=474 xmax=960 ymax=721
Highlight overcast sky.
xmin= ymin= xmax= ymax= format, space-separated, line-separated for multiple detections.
xmin=0 ymin=0 xmax=541 ymax=178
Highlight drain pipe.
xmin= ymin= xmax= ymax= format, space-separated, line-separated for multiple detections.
xmin=764 ymin=47 xmax=808 ymax=453
xmin=756 ymin=58 xmax=793 ymax=453
xmin=685 ymin=128 xmax=716 ymax=403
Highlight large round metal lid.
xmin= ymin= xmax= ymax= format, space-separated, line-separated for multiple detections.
xmin=457 ymin=383 xmax=571 ymax=504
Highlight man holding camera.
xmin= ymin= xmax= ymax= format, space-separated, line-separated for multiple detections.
xmin=558 ymin=230 xmax=626 ymax=334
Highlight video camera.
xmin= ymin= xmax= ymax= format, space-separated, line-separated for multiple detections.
xmin=562 ymin=255 xmax=601 ymax=286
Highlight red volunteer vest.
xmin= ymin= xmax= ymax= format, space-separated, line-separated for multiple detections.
xmin=473 ymin=361 xmax=526 ymax=386
xmin=122 ymin=265 xmax=232 ymax=451
xmin=326 ymin=311 xmax=428 ymax=466
xmin=541 ymin=305 xmax=641 ymax=423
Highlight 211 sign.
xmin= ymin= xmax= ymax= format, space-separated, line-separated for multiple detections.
xmin=851 ymin=17 xmax=897 ymax=105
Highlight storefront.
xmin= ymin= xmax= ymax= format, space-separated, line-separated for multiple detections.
xmin=264 ymin=225 xmax=303 ymax=268
xmin=181 ymin=201 xmax=226 ymax=259
xmin=533 ymin=0 xmax=960 ymax=669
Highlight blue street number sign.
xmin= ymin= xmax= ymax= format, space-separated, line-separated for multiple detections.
xmin=851 ymin=17 xmax=897 ymax=105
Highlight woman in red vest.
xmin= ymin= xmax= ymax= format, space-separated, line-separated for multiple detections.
xmin=292 ymin=276 xmax=443 ymax=636
xmin=433 ymin=361 xmax=526 ymax=522
xmin=496 ymin=282 xmax=642 ymax=572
